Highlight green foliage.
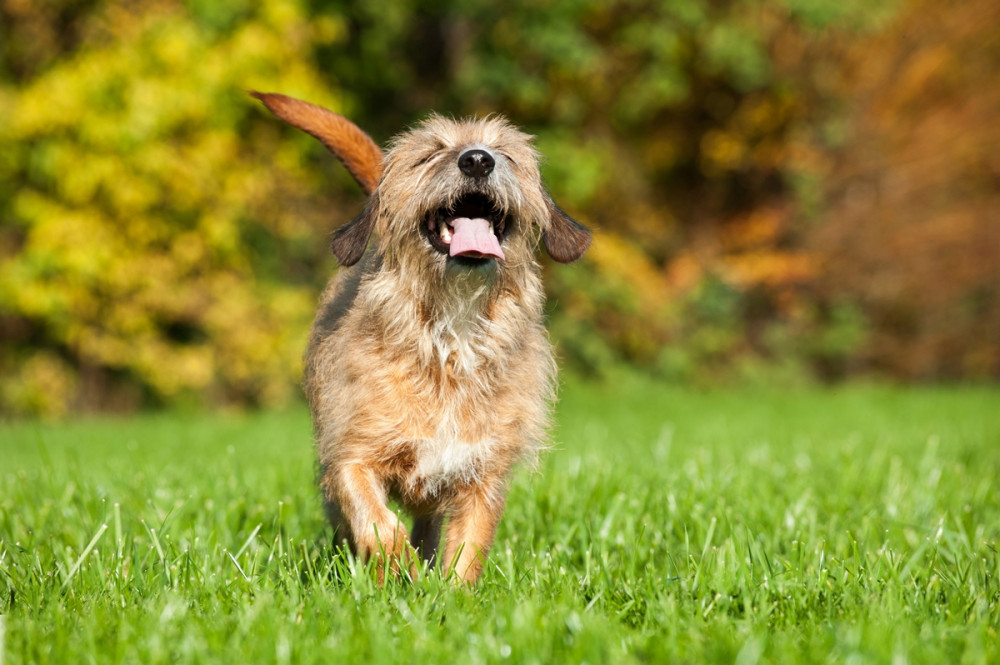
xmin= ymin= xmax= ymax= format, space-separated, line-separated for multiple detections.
xmin=2 ymin=381 xmax=998 ymax=662
xmin=312 ymin=0 xmax=902 ymax=384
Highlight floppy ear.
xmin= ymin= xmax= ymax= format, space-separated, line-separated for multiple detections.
xmin=543 ymin=197 xmax=592 ymax=263
xmin=331 ymin=191 xmax=380 ymax=266
xmin=250 ymin=91 xmax=384 ymax=195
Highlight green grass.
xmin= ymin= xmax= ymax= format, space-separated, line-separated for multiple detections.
xmin=2 ymin=376 xmax=999 ymax=663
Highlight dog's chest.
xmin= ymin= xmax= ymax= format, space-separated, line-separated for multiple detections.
xmin=403 ymin=424 xmax=496 ymax=498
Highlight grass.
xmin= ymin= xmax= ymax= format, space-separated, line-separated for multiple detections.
xmin=1 ymin=375 xmax=998 ymax=663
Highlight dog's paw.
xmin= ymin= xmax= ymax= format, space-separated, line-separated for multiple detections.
xmin=359 ymin=516 xmax=418 ymax=583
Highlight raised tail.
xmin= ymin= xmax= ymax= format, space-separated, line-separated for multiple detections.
xmin=251 ymin=91 xmax=384 ymax=195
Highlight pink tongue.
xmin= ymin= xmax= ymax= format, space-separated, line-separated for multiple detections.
xmin=449 ymin=217 xmax=505 ymax=261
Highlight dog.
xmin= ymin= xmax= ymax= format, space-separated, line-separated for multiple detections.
xmin=252 ymin=92 xmax=590 ymax=583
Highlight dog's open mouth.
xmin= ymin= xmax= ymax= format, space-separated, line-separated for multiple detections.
xmin=425 ymin=193 xmax=506 ymax=262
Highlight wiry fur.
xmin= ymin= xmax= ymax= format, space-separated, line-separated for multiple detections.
xmin=255 ymin=94 xmax=590 ymax=583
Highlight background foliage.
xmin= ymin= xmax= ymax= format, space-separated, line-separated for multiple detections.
xmin=1 ymin=0 xmax=997 ymax=415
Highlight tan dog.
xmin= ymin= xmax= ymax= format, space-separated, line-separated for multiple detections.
xmin=253 ymin=92 xmax=590 ymax=583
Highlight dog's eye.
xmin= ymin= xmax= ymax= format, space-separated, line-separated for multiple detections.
xmin=412 ymin=141 xmax=447 ymax=169
xmin=496 ymin=151 xmax=517 ymax=168
xmin=413 ymin=153 xmax=435 ymax=168
xmin=413 ymin=146 xmax=446 ymax=168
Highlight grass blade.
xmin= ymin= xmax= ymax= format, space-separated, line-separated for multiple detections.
xmin=60 ymin=523 xmax=108 ymax=591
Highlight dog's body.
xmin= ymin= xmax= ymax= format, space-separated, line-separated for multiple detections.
xmin=254 ymin=94 xmax=590 ymax=583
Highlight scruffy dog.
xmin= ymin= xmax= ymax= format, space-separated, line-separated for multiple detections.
xmin=253 ymin=92 xmax=590 ymax=583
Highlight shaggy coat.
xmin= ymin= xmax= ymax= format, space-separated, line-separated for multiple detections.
xmin=253 ymin=93 xmax=590 ymax=583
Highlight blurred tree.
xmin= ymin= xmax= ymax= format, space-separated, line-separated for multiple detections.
xmin=1 ymin=0 xmax=995 ymax=415
xmin=810 ymin=0 xmax=1000 ymax=379
xmin=0 ymin=0 xmax=103 ymax=82
xmin=0 ymin=0 xmax=361 ymax=414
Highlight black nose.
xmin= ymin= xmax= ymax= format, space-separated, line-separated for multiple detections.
xmin=458 ymin=149 xmax=495 ymax=178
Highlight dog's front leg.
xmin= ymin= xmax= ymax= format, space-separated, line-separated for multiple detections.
xmin=443 ymin=484 xmax=507 ymax=584
xmin=335 ymin=463 xmax=414 ymax=581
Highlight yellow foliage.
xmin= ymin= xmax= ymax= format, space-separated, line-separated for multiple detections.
xmin=0 ymin=0 xmax=346 ymax=414
xmin=700 ymin=130 xmax=748 ymax=174
xmin=1 ymin=352 xmax=77 ymax=418
xmin=586 ymin=232 xmax=670 ymax=314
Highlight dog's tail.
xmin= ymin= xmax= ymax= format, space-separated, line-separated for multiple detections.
xmin=251 ymin=91 xmax=384 ymax=195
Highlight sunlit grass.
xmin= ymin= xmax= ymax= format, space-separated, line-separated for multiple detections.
xmin=2 ymin=377 xmax=998 ymax=663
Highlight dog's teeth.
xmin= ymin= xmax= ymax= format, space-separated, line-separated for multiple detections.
xmin=440 ymin=225 xmax=452 ymax=244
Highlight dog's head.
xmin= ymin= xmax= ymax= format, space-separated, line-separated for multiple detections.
xmin=252 ymin=93 xmax=590 ymax=272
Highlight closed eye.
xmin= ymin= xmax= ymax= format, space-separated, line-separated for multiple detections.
xmin=497 ymin=151 xmax=517 ymax=168
xmin=413 ymin=153 xmax=436 ymax=168
xmin=412 ymin=141 xmax=448 ymax=169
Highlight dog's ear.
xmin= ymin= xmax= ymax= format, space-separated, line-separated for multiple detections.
xmin=250 ymin=91 xmax=384 ymax=195
xmin=330 ymin=192 xmax=379 ymax=266
xmin=543 ymin=197 xmax=591 ymax=263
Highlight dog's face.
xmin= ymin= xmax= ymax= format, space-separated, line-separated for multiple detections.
xmin=382 ymin=116 xmax=545 ymax=272
xmin=249 ymin=93 xmax=589 ymax=272
xmin=330 ymin=115 xmax=591 ymax=273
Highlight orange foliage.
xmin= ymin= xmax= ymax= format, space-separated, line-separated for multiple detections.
xmin=812 ymin=0 xmax=1000 ymax=378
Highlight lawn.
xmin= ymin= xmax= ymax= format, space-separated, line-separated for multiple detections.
xmin=1 ymin=376 xmax=998 ymax=663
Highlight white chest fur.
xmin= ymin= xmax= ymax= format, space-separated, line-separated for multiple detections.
xmin=407 ymin=422 xmax=497 ymax=497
